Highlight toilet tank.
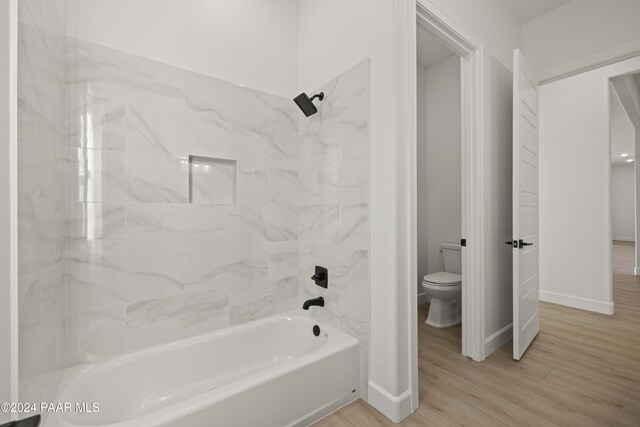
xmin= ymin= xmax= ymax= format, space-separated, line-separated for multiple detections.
xmin=441 ymin=243 xmax=462 ymax=274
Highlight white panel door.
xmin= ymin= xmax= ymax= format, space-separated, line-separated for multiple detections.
xmin=512 ymin=49 xmax=539 ymax=360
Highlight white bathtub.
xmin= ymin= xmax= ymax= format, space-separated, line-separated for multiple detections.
xmin=49 ymin=311 xmax=360 ymax=427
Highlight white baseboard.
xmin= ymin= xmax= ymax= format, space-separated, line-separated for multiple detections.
xmin=367 ymin=381 xmax=413 ymax=423
xmin=634 ymin=267 xmax=640 ymax=276
xmin=484 ymin=323 xmax=512 ymax=356
xmin=540 ymin=290 xmax=614 ymax=315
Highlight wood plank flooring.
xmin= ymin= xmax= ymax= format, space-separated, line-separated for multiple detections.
xmin=316 ymin=241 xmax=640 ymax=426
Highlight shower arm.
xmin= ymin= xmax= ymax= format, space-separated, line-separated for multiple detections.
xmin=309 ymin=93 xmax=324 ymax=103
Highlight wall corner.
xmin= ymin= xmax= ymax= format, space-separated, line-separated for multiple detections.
xmin=367 ymin=381 xmax=414 ymax=423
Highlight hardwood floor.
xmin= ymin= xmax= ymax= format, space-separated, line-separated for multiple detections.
xmin=316 ymin=241 xmax=640 ymax=426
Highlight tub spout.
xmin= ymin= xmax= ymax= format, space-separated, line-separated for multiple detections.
xmin=303 ymin=297 xmax=325 ymax=310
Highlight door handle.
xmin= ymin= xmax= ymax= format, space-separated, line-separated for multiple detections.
xmin=518 ymin=239 xmax=533 ymax=249
xmin=505 ymin=240 xmax=517 ymax=248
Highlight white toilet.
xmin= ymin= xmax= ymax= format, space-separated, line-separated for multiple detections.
xmin=422 ymin=243 xmax=462 ymax=328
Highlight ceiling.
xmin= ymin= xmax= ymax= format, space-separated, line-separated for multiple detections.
xmin=417 ymin=26 xmax=455 ymax=68
xmin=500 ymin=0 xmax=572 ymax=23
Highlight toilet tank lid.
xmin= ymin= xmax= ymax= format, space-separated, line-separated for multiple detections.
xmin=423 ymin=272 xmax=462 ymax=284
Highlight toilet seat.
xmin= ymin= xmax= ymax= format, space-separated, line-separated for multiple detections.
xmin=422 ymin=271 xmax=462 ymax=286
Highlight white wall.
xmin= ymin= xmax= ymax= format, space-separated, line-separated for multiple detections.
xmin=539 ymin=55 xmax=640 ymax=314
xmin=65 ymin=0 xmax=299 ymax=97
xmin=416 ymin=55 xmax=461 ymax=292
xmin=523 ymin=0 xmax=640 ymax=77
xmin=299 ymin=0 xmax=520 ymax=420
xmin=611 ymin=164 xmax=635 ymax=241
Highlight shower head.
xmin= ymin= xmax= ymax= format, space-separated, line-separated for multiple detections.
xmin=293 ymin=92 xmax=324 ymax=117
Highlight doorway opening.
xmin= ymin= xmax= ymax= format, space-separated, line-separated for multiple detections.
xmin=609 ymin=72 xmax=640 ymax=293
xmin=416 ymin=26 xmax=464 ymax=349
xmin=404 ymin=1 xmax=485 ymax=413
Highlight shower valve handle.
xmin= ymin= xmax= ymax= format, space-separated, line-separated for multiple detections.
xmin=311 ymin=266 xmax=328 ymax=289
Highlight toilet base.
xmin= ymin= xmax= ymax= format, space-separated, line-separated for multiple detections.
xmin=426 ymin=295 xmax=461 ymax=328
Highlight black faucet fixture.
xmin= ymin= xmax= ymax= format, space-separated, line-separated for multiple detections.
xmin=303 ymin=296 xmax=325 ymax=310
xmin=311 ymin=266 xmax=328 ymax=288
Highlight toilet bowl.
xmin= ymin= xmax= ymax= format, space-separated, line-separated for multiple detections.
xmin=422 ymin=272 xmax=462 ymax=328
xmin=422 ymin=243 xmax=462 ymax=328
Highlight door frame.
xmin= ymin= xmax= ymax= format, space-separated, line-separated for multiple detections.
xmin=398 ymin=0 xmax=486 ymax=411
xmin=609 ymin=71 xmax=640 ymax=300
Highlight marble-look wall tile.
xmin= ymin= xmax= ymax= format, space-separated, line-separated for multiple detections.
xmin=296 ymin=59 xmax=370 ymax=366
xmin=268 ymin=241 xmax=299 ymax=281
xmin=229 ymin=205 xmax=297 ymax=244
xmin=126 ymin=203 xmax=230 ymax=251
xmin=230 ymin=123 xmax=298 ymax=171
xmin=237 ymin=162 xmax=269 ymax=205
xmin=68 ymin=148 xmax=189 ymax=203
xmin=67 ymin=93 xmax=125 ymax=151
xmin=67 ymin=37 xmax=186 ymax=112
xmin=298 ymin=113 xmax=322 ymax=160
xmin=319 ymin=160 xmax=367 ymax=205
xmin=229 ymin=276 xmax=298 ymax=325
xmin=18 ymin=0 xmax=67 ymax=411
xmin=298 ymin=204 xmax=339 ymax=244
xmin=18 ymin=142 xmax=66 ymax=200
xmin=184 ymin=244 xmax=269 ymax=291
xmin=66 ymin=307 xmax=126 ymax=364
xmin=125 ymin=103 xmax=231 ymax=160
xmin=19 ymin=313 xmax=66 ymax=379
xmin=329 ymin=288 xmax=369 ymax=345
xmin=18 ymin=194 xmax=65 ymax=262
xmin=125 ymin=290 xmax=229 ymax=351
xmin=268 ymin=168 xmax=298 ymax=205
xmin=339 ymin=203 xmax=368 ymax=246
xmin=18 ymin=0 xmax=65 ymax=30
xmin=18 ymin=258 xmax=65 ymax=323
xmin=66 ymin=251 xmax=185 ymax=312
xmin=265 ymin=95 xmax=299 ymax=162
xmin=298 ymin=162 xmax=319 ymax=206
xmin=331 ymin=245 xmax=369 ymax=291
xmin=18 ymin=24 xmax=65 ymax=147
xmin=46 ymin=40 xmax=372 ymax=374
xmin=185 ymin=71 xmax=268 ymax=131
xmin=66 ymin=202 xmax=127 ymax=256
xmin=124 ymin=203 xmax=164 ymax=252
xmin=298 ymin=276 xmax=367 ymax=347
xmin=186 ymin=71 xmax=298 ymax=170
xmin=298 ymin=243 xmax=367 ymax=293
xmin=338 ymin=111 xmax=368 ymax=163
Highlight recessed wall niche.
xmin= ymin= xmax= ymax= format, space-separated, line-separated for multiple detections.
xmin=189 ymin=155 xmax=237 ymax=204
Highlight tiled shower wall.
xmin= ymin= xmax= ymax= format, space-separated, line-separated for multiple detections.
xmin=18 ymin=0 xmax=67 ymax=405
xmin=18 ymin=13 xmax=370 ymax=395
xmin=298 ymin=60 xmax=370 ymax=394
xmin=64 ymin=36 xmax=301 ymax=362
